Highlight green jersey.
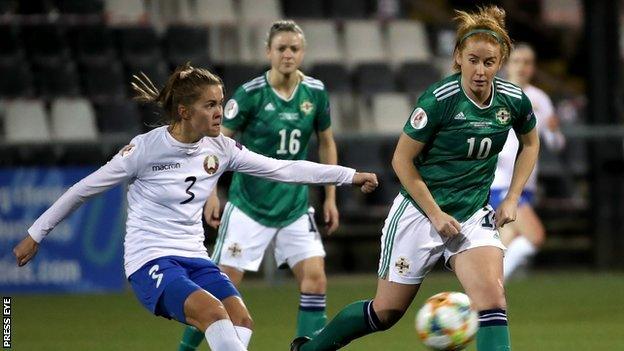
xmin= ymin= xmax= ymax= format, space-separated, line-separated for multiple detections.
xmin=401 ymin=73 xmax=536 ymax=222
xmin=223 ymin=72 xmax=331 ymax=227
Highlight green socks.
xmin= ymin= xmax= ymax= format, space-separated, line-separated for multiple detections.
xmin=297 ymin=293 xmax=328 ymax=337
xmin=178 ymin=326 xmax=204 ymax=351
xmin=301 ymin=300 xmax=380 ymax=351
xmin=476 ymin=309 xmax=511 ymax=351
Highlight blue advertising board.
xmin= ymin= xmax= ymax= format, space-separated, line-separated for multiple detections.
xmin=0 ymin=167 xmax=126 ymax=293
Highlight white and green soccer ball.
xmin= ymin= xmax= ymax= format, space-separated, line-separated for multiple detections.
xmin=415 ymin=292 xmax=478 ymax=350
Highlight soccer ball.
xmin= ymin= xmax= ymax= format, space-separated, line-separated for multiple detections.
xmin=415 ymin=292 xmax=478 ymax=350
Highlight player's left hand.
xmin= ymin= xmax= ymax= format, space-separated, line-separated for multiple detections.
xmin=13 ymin=235 xmax=39 ymax=267
xmin=203 ymin=192 xmax=221 ymax=229
xmin=323 ymin=199 xmax=339 ymax=235
xmin=495 ymin=198 xmax=517 ymax=228
xmin=353 ymin=172 xmax=378 ymax=193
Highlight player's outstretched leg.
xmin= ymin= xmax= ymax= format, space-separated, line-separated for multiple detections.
xmin=293 ymin=279 xmax=418 ymax=351
xmin=453 ymin=247 xmax=511 ymax=351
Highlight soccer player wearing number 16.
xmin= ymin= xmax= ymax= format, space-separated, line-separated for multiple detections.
xmin=12 ymin=63 xmax=378 ymax=351
xmin=292 ymin=6 xmax=539 ymax=351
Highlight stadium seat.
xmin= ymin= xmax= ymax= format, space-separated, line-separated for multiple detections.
xmin=0 ymin=24 xmax=22 ymax=61
xmin=148 ymin=0 xmax=193 ymax=24
xmin=354 ymin=63 xmax=397 ymax=94
xmin=21 ymin=24 xmax=70 ymax=63
xmin=0 ymin=0 xmax=16 ymax=15
xmin=81 ymin=60 xmax=126 ymax=101
xmin=67 ymin=24 xmax=116 ymax=63
xmin=104 ymin=0 xmax=146 ymax=24
xmin=115 ymin=26 xmax=161 ymax=64
xmin=328 ymin=0 xmax=369 ymax=18
xmin=124 ymin=57 xmax=169 ymax=94
xmin=298 ymin=20 xmax=343 ymax=65
xmin=34 ymin=60 xmax=82 ymax=98
xmin=50 ymin=98 xmax=98 ymax=141
xmin=369 ymin=93 xmax=412 ymax=134
xmin=240 ymin=0 xmax=282 ymax=24
xmin=165 ymin=25 xmax=210 ymax=68
xmin=219 ymin=64 xmax=265 ymax=96
xmin=0 ymin=60 xmax=35 ymax=98
xmin=343 ymin=20 xmax=386 ymax=65
xmin=3 ymin=99 xmax=51 ymax=143
xmin=398 ymin=62 xmax=441 ymax=94
xmin=238 ymin=22 xmax=273 ymax=64
xmin=282 ymin=0 xmax=324 ymax=18
xmin=387 ymin=20 xmax=431 ymax=64
xmin=308 ymin=63 xmax=351 ymax=93
xmin=95 ymin=99 xmax=142 ymax=136
xmin=194 ymin=0 xmax=236 ymax=24
xmin=139 ymin=102 xmax=166 ymax=132
xmin=329 ymin=93 xmax=358 ymax=133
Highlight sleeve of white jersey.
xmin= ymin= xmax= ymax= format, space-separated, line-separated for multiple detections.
xmin=225 ymin=137 xmax=355 ymax=186
xmin=28 ymin=140 xmax=142 ymax=243
xmin=537 ymin=92 xmax=566 ymax=152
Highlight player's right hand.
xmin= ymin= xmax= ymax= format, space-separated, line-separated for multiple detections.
xmin=431 ymin=211 xmax=462 ymax=237
xmin=203 ymin=192 xmax=221 ymax=229
xmin=352 ymin=172 xmax=378 ymax=193
xmin=13 ymin=235 xmax=39 ymax=267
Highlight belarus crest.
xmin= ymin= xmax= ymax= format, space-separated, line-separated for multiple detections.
xmin=496 ymin=108 xmax=511 ymax=125
xmin=203 ymin=155 xmax=219 ymax=175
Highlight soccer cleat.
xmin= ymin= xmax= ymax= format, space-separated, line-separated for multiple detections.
xmin=290 ymin=336 xmax=311 ymax=351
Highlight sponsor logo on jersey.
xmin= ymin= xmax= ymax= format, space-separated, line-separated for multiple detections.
xmin=152 ymin=163 xmax=181 ymax=172
xmin=119 ymin=144 xmax=135 ymax=157
xmin=203 ymin=155 xmax=219 ymax=175
xmin=470 ymin=121 xmax=492 ymax=128
xmin=264 ymin=102 xmax=275 ymax=111
xmin=454 ymin=111 xmax=466 ymax=120
xmin=394 ymin=256 xmax=411 ymax=276
xmin=224 ymin=99 xmax=238 ymax=119
xmin=300 ymin=100 xmax=314 ymax=115
xmin=278 ymin=112 xmax=299 ymax=121
xmin=496 ymin=108 xmax=511 ymax=125
xmin=410 ymin=107 xmax=428 ymax=129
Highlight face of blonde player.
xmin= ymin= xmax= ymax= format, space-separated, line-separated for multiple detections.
xmin=185 ymin=84 xmax=224 ymax=138
xmin=455 ymin=37 xmax=503 ymax=100
xmin=506 ymin=47 xmax=535 ymax=87
xmin=266 ymin=32 xmax=305 ymax=75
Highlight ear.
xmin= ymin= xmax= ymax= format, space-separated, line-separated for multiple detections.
xmin=454 ymin=49 xmax=462 ymax=68
xmin=265 ymin=45 xmax=272 ymax=60
xmin=177 ymin=104 xmax=190 ymax=120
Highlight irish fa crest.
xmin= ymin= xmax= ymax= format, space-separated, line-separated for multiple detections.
xmin=394 ymin=256 xmax=411 ymax=276
xmin=496 ymin=108 xmax=511 ymax=125
xmin=203 ymin=155 xmax=219 ymax=175
xmin=300 ymin=100 xmax=314 ymax=115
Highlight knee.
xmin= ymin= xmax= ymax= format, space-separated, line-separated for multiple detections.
xmin=471 ymin=285 xmax=507 ymax=311
xmin=530 ymin=229 xmax=546 ymax=248
xmin=232 ymin=313 xmax=254 ymax=330
xmin=186 ymin=300 xmax=229 ymax=331
xmin=300 ymin=270 xmax=327 ymax=294
xmin=373 ymin=308 xmax=405 ymax=331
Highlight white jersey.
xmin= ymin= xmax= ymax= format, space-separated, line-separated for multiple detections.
xmin=492 ymin=84 xmax=565 ymax=191
xmin=28 ymin=126 xmax=356 ymax=277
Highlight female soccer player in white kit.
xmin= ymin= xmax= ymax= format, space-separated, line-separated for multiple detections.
xmin=12 ymin=64 xmax=378 ymax=351
xmin=490 ymin=43 xmax=565 ymax=280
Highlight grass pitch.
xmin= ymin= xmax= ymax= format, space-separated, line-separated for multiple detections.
xmin=10 ymin=271 xmax=624 ymax=350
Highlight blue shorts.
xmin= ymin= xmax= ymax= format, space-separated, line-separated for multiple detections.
xmin=489 ymin=189 xmax=535 ymax=209
xmin=128 ymin=256 xmax=240 ymax=323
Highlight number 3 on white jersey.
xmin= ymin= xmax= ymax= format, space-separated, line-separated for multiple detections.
xmin=149 ymin=265 xmax=163 ymax=288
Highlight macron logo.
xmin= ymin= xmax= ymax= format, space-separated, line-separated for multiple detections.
xmin=264 ymin=103 xmax=275 ymax=111
xmin=152 ymin=163 xmax=181 ymax=172
xmin=454 ymin=112 xmax=466 ymax=120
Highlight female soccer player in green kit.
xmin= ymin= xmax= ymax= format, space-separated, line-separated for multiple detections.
xmin=291 ymin=6 xmax=539 ymax=351
xmin=179 ymin=20 xmax=341 ymax=350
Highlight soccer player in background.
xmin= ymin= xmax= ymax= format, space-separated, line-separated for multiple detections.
xmin=491 ymin=43 xmax=566 ymax=281
xmin=12 ymin=63 xmax=378 ymax=351
xmin=179 ymin=19 xmax=342 ymax=350
xmin=291 ymin=5 xmax=539 ymax=351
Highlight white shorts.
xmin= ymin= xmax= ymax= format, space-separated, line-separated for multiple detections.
xmin=211 ymin=202 xmax=326 ymax=272
xmin=378 ymin=194 xmax=505 ymax=285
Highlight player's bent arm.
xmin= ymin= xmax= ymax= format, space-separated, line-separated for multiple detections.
xmin=506 ymin=127 xmax=540 ymax=202
xmin=317 ymin=127 xmax=338 ymax=200
xmin=392 ymin=133 xmax=461 ymax=236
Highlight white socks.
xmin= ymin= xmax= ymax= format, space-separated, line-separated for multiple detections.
xmin=204 ymin=319 xmax=247 ymax=351
xmin=504 ymin=236 xmax=537 ymax=280
xmin=234 ymin=326 xmax=253 ymax=347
